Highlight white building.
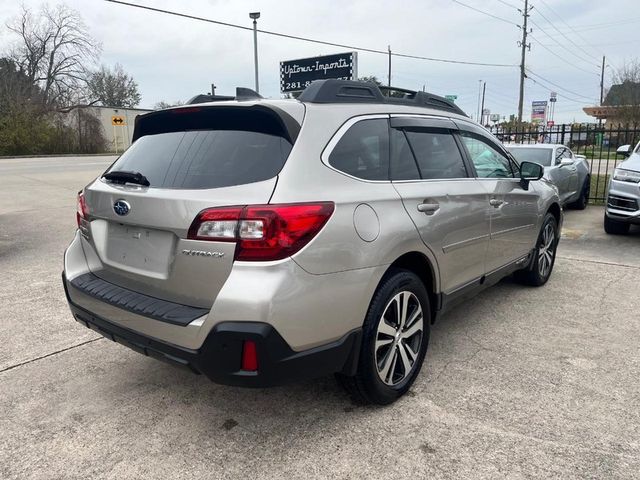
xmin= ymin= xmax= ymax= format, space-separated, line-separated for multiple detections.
xmin=89 ymin=106 xmax=153 ymax=152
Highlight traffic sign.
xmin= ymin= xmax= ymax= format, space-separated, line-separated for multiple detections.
xmin=445 ymin=95 xmax=458 ymax=101
xmin=111 ymin=116 xmax=126 ymax=126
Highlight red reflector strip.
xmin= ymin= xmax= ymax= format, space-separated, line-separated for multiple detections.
xmin=241 ymin=340 xmax=258 ymax=372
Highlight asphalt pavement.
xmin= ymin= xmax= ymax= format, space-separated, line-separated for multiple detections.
xmin=1 ymin=156 xmax=639 ymax=479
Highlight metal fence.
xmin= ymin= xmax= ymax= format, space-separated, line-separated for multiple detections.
xmin=489 ymin=123 xmax=640 ymax=203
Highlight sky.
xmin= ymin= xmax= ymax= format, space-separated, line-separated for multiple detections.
xmin=0 ymin=0 xmax=638 ymax=123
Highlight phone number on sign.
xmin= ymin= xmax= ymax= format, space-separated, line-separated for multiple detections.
xmin=284 ymin=77 xmax=351 ymax=91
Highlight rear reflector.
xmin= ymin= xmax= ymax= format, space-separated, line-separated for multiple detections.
xmin=241 ymin=340 xmax=258 ymax=371
xmin=187 ymin=202 xmax=335 ymax=261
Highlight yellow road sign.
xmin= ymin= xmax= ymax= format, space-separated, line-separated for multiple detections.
xmin=111 ymin=115 xmax=126 ymax=126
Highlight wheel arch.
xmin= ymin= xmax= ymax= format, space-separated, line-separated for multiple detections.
xmin=546 ymin=202 xmax=562 ymax=226
xmin=384 ymin=251 xmax=439 ymax=324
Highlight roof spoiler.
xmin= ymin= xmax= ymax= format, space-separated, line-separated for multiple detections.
xmin=186 ymin=87 xmax=263 ymax=105
xmin=298 ymin=79 xmax=467 ymax=117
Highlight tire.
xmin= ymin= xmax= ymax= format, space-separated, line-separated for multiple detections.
xmin=604 ymin=213 xmax=630 ymax=235
xmin=336 ymin=268 xmax=430 ymax=405
xmin=569 ymin=177 xmax=589 ymax=210
xmin=515 ymin=213 xmax=559 ymax=286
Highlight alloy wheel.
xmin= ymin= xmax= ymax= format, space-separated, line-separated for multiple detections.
xmin=538 ymin=222 xmax=556 ymax=278
xmin=374 ymin=291 xmax=424 ymax=386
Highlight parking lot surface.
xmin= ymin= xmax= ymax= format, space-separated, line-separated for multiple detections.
xmin=1 ymin=156 xmax=639 ymax=479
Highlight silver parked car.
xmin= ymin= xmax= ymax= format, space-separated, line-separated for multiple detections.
xmin=63 ymin=80 xmax=562 ymax=404
xmin=506 ymin=143 xmax=590 ymax=209
xmin=604 ymin=142 xmax=640 ymax=234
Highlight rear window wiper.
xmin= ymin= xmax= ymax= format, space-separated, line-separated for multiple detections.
xmin=102 ymin=170 xmax=150 ymax=186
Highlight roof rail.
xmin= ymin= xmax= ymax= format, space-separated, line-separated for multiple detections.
xmin=298 ymin=79 xmax=467 ymax=117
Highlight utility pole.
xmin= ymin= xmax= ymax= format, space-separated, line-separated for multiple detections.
xmin=211 ymin=83 xmax=216 ymax=96
xmin=599 ymin=55 xmax=606 ymax=105
xmin=249 ymin=12 xmax=260 ymax=93
xmin=517 ymin=0 xmax=532 ymax=123
xmin=480 ymin=81 xmax=486 ymax=126
xmin=387 ymin=45 xmax=392 ymax=87
xmin=476 ymin=80 xmax=483 ymax=122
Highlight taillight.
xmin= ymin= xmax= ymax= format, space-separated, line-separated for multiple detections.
xmin=76 ymin=191 xmax=88 ymax=227
xmin=187 ymin=202 xmax=335 ymax=261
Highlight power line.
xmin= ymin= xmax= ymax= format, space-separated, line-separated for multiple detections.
xmin=450 ymin=0 xmax=520 ymax=26
xmin=494 ymin=0 xmax=520 ymax=10
xmin=105 ymin=0 xmax=518 ymax=68
xmin=531 ymin=5 xmax=601 ymax=65
xmin=536 ymin=0 xmax=604 ymax=58
xmin=529 ymin=34 xmax=600 ymax=76
xmin=527 ymin=68 xmax=593 ymax=103
xmin=528 ymin=18 xmax=600 ymax=69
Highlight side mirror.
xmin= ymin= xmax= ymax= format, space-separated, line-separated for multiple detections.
xmin=617 ymin=145 xmax=631 ymax=157
xmin=559 ymin=158 xmax=574 ymax=167
xmin=519 ymin=161 xmax=543 ymax=189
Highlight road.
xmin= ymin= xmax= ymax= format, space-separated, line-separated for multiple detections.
xmin=1 ymin=156 xmax=639 ymax=479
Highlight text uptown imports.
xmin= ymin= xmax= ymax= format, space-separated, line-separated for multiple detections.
xmin=282 ymin=58 xmax=350 ymax=78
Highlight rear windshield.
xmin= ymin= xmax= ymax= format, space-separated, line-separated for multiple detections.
xmin=107 ymin=130 xmax=292 ymax=189
xmin=105 ymin=106 xmax=295 ymax=189
xmin=507 ymin=147 xmax=553 ymax=167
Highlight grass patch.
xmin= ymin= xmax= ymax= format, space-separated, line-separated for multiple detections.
xmin=589 ymin=174 xmax=609 ymax=205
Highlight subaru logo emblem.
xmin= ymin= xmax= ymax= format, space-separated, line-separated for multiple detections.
xmin=113 ymin=199 xmax=131 ymax=216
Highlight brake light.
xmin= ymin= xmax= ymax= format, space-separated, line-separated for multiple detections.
xmin=187 ymin=202 xmax=335 ymax=261
xmin=76 ymin=191 xmax=89 ymax=228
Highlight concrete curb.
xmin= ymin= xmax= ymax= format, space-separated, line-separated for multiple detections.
xmin=0 ymin=153 xmax=117 ymax=160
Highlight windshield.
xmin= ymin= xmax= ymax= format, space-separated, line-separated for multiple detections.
xmin=507 ymin=147 xmax=553 ymax=167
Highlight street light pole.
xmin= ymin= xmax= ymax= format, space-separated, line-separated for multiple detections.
xmin=249 ymin=12 xmax=260 ymax=93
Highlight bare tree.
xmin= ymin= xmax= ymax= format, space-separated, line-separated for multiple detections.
xmin=153 ymin=100 xmax=183 ymax=110
xmin=7 ymin=3 xmax=100 ymax=107
xmin=87 ymin=64 xmax=141 ymax=108
xmin=609 ymin=59 xmax=640 ymax=124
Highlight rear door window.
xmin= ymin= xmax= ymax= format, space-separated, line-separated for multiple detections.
xmin=390 ymin=128 xmax=421 ymax=180
xmin=328 ymin=119 xmax=390 ymax=181
xmin=404 ymin=129 xmax=468 ymax=179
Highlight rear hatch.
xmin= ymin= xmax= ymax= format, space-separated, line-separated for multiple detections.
xmin=81 ymin=104 xmax=302 ymax=308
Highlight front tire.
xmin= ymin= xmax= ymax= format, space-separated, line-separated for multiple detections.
xmin=569 ymin=177 xmax=589 ymax=210
xmin=337 ymin=269 xmax=430 ymax=405
xmin=604 ymin=213 xmax=630 ymax=235
xmin=515 ymin=213 xmax=559 ymax=286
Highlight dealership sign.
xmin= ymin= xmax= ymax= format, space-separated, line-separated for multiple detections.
xmin=280 ymin=52 xmax=357 ymax=93
xmin=531 ymin=100 xmax=548 ymax=123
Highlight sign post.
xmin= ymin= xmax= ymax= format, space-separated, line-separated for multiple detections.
xmin=111 ymin=115 xmax=126 ymax=154
xmin=280 ymin=52 xmax=357 ymax=94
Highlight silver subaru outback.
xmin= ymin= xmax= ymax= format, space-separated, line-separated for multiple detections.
xmin=63 ymin=80 xmax=562 ymax=404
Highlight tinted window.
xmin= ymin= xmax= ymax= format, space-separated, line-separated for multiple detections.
xmin=404 ymin=129 xmax=467 ymax=179
xmin=390 ymin=128 xmax=420 ymax=180
xmin=107 ymin=130 xmax=292 ymax=189
xmin=328 ymin=119 xmax=389 ymax=180
xmin=460 ymin=132 xmax=514 ymax=178
xmin=507 ymin=147 xmax=553 ymax=167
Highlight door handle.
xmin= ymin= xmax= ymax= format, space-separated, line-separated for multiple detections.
xmin=417 ymin=203 xmax=439 ymax=215
xmin=489 ymin=198 xmax=504 ymax=208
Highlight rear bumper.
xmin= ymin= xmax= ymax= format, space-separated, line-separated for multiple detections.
xmin=63 ymin=274 xmax=361 ymax=387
